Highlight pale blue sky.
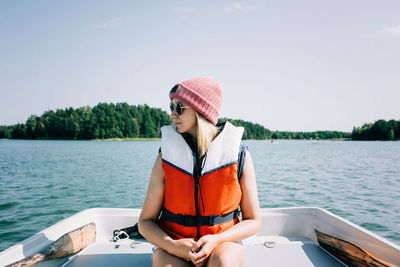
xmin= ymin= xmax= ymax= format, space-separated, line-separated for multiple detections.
xmin=1 ymin=1 xmax=399 ymax=131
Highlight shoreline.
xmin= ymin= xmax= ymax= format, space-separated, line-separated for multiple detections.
xmin=2 ymin=138 xmax=399 ymax=142
xmin=91 ymin=137 xmax=161 ymax=141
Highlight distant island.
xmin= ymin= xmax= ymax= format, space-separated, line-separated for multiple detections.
xmin=0 ymin=103 xmax=398 ymax=141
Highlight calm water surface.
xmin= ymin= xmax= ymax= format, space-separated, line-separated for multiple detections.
xmin=0 ymin=139 xmax=399 ymax=252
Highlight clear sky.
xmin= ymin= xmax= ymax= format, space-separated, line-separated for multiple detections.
xmin=1 ymin=1 xmax=399 ymax=131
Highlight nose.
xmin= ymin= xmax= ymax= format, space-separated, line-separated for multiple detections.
xmin=170 ymin=111 xmax=178 ymax=119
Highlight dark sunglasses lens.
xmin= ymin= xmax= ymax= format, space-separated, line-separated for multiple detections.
xmin=176 ymin=102 xmax=182 ymax=115
xmin=170 ymin=102 xmax=182 ymax=115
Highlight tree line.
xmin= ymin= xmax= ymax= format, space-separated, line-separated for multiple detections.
xmin=351 ymin=119 xmax=400 ymax=140
xmin=219 ymin=118 xmax=350 ymax=140
xmin=0 ymin=103 xmax=171 ymax=140
xmin=1 ymin=103 xmax=397 ymax=140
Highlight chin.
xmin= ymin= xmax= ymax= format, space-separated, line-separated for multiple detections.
xmin=175 ymin=124 xmax=184 ymax=133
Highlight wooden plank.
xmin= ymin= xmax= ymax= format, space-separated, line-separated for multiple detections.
xmin=315 ymin=229 xmax=397 ymax=267
xmin=6 ymin=222 xmax=96 ymax=267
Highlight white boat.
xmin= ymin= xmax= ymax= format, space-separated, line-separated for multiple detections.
xmin=1 ymin=207 xmax=399 ymax=266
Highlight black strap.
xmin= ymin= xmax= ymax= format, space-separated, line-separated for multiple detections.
xmin=113 ymin=222 xmax=145 ymax=240
xmin=237 ymin=145 xmax=247 ymax=180
xmin=160 ymin=208 xmax=239 ymax=227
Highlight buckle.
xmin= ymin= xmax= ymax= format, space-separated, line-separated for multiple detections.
xmin=234 ymin=209 xmax=241 ymax=218
xmin=209 ymin=215 xmax=216 ymax=226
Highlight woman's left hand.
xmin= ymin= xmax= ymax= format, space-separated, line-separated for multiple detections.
xmin=189 ymin=234 xmax=222 ymax=266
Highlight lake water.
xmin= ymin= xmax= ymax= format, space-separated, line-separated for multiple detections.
xmin=0 ymin=139 xmax=399 ymax=252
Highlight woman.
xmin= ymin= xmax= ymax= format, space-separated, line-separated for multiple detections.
xmin=139 ymin=77 xmax=260 ymax=267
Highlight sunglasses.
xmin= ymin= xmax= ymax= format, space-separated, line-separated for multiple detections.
xmin=170 ymin=101 xmax=190 ymax=115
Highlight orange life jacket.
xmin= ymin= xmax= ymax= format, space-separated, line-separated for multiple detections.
xmin=158 ymin=122 xmax=244 ymax=240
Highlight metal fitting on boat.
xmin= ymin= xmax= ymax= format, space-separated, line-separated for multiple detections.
xmin=264 ymin=241 xmax=276 ymax=248
xmin=113 ymin=230 xmax=129 ymax=242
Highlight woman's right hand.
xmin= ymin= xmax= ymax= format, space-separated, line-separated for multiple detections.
xmin=169 ymin=238 xmax=197 ymax=261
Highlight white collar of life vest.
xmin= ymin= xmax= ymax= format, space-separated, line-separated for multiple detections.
xmin=161 ymin=121 xmax=244 ymax=176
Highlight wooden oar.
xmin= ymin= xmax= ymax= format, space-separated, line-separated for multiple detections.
xmin=6 ymin=222 xmax=96 ymax=267
xmin=315 ymin=229 xmax=396 ymax=267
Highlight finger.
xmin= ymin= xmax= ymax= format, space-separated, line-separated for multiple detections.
xmin=191 ymin=243 xmax=200 ymax=253
xmin=191 ymin=253 xmax=207 ymax=266
xmin=189 ymin=252 xmax=197 ymax=264
xmin=190 ymin=252 xmax=205 ymax=266
xmin=194 ymin=254 xmax=208 ymax=266
xmin=189 ymin=250 xmax=201 ymax=262
xmin=183 ymin=238 xmax=196 ymax=245
xmin=192 ymin=238 xmax=207 ymax=253
xmin=196 ymin=237 xmax=207 ymax=248
xmin=191 ymin=239 xmax=204 ymax=252
xmin=192 ymin=246 xmax=209 ymax=262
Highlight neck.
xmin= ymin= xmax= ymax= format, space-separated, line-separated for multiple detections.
xmin=186 ymin=126 xmax=197 ymax=140
xmin=188 ymin=131 xmax=197 ymax=145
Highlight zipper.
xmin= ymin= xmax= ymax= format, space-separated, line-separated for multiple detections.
xmin=192 ymin=151 xmax=200 ymax=238
xmin=199 ymin=153 xmax=206 ymax=214
xmin=193 ymin=151 xmax=207 ymax=239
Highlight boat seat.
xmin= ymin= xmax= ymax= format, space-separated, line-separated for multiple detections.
xmin=244 ymin=235 xmax=343 ymax=266
xmin=245 ymin=242 xmax=343 ymax=266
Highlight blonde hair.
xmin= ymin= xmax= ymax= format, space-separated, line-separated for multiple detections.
xmin=195 ymin=112 xmax=219 ymax=157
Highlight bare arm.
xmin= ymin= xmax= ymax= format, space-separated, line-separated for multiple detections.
xmin=138 ymin=153 xmax=196 ymax=260
xmin=138 ymin=153 xmax=168 ymax=246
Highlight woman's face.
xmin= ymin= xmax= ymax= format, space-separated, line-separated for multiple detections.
xmin=170 ymin=98 xmax=197 ymax=136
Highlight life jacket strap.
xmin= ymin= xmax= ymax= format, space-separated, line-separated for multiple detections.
xmin=237 ymin=145 xmax=247 ymax=180
xmin=160 ymin=208 xmax=239 ymax=227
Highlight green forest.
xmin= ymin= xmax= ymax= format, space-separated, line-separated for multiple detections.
xmin=221 ymin=118 xmax=351 ymax=140
xmin=0 ymin=103 xmax=398 ymax=141
xmin=0 ymin=103 xmax=171 ymax=140
xmin=351 ymin=120 xmax=400 ymax=140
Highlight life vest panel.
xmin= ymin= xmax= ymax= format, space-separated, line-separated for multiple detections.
xmin=199 ymin=163 xmax=242 ymax=216
xmin=159 ymin=122 xmax=244 ymax=239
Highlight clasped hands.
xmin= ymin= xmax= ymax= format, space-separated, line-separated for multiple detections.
xmin=172 ymin=234 xmax=222 ymax=266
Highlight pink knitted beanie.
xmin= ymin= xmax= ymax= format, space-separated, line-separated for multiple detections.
xmin=169 ymin=77 xmax=223 ymax=125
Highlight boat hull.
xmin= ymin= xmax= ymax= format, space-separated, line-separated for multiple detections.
xmin=1 ymin=207 xmax=399 ymax=266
